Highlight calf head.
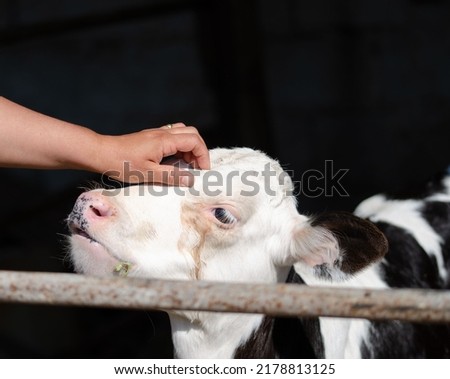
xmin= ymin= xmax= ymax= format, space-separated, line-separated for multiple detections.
xmin=68 ymin=148 xmax=387 ymax=288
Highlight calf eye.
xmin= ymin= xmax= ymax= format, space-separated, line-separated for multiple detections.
xmin=213 ymin=208 xmax=237 ymax=225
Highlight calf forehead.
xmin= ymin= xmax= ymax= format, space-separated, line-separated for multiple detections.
xmin=210 ymin=147 xmax=271 ymax=167
xmin=210 ymin=148 xmax=287 ymax=180
xmin=194 ymin=148 xmax=294 ymax=203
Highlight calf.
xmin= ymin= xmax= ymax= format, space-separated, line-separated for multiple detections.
xmin=68 ymin=148 xmax=450 ymax=358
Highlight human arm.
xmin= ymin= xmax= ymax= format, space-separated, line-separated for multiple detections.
xmin=0 ymin=97 xmax=210 ymax=184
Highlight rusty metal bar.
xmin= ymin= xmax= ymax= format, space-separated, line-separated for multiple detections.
xmin=0 ymin=270 xmax=449 ymax=323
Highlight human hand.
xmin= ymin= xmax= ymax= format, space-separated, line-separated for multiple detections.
xmin=97 ymin=123 xmax=210 ymax=185
xmin=0 ymin=97 xmax=209 ymax=185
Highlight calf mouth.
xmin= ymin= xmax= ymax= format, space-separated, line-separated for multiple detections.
xmin=68 ymin=222 xmax=99 ymax=244
xmin=68 ymin=218 xmax=135 ymax=276
xmin=67 ymin=210 xmax=98 ymax=243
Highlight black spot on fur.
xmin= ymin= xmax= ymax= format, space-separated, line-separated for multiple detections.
xmin=234 ymin=268 xmax=319 ymax=359
xmin=282 ymin=268 xmax=323 ymax=359
xmin=421 ymin=201 xmax=450 ymax=287
xmin=234 ymin=317 xmax=276 ymax=358
xmin=361 ymin=321 xmax=450 ymax=358
xmin=375 ymin=221 xmax=444 ymax=289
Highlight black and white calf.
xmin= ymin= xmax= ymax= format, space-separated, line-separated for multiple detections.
xmin=68 ymin=148 xmax=450 ymax=358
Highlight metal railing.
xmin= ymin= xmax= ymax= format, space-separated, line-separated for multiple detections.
xmin=0 ymin=270 xmax=449 ymax=323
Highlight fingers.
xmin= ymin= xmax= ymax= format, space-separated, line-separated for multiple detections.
xmin=113 ymin=123 xmax=210 ymax=185
xmin=143 ymin=164 xmax=194 ymax=187
xmin=163 ymin=133 xmax=210 ymax=170
xmin=107 ymin=164 xmax=194 ymax=186
xmin=157 ymin=124 xmax=210 ymax=169
xmin=160 ymin=122 xmax=186 ymax=130
xmin=160 ymin=123 xmax=202 ymax=139
xmin=161 ymin=124 xmax=206 ymax=144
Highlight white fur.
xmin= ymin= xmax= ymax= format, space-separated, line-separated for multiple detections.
xmin=170 ymin=313 xmax=264 ymax=358
xmin=294 ymin=262 xmax=387 ymax=358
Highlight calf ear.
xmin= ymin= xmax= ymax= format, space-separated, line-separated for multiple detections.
xmin=288 ymin=211 xmax=388 ymax=281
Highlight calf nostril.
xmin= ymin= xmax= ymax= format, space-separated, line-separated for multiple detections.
xmin=90 ymin=205 xmax=102 ymax=217
xmin=88 ymin=201 xmax=113 ymax=218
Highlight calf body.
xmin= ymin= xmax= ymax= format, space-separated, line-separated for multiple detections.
xmin=68 ymin=148 xmax=450 ymax=358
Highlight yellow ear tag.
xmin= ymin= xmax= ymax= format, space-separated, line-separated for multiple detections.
xmin=113 ymin=262 xmax=132 ymax=277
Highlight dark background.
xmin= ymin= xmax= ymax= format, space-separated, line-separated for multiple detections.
xmin=1 ymin=0 xmax=450 ymax=358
